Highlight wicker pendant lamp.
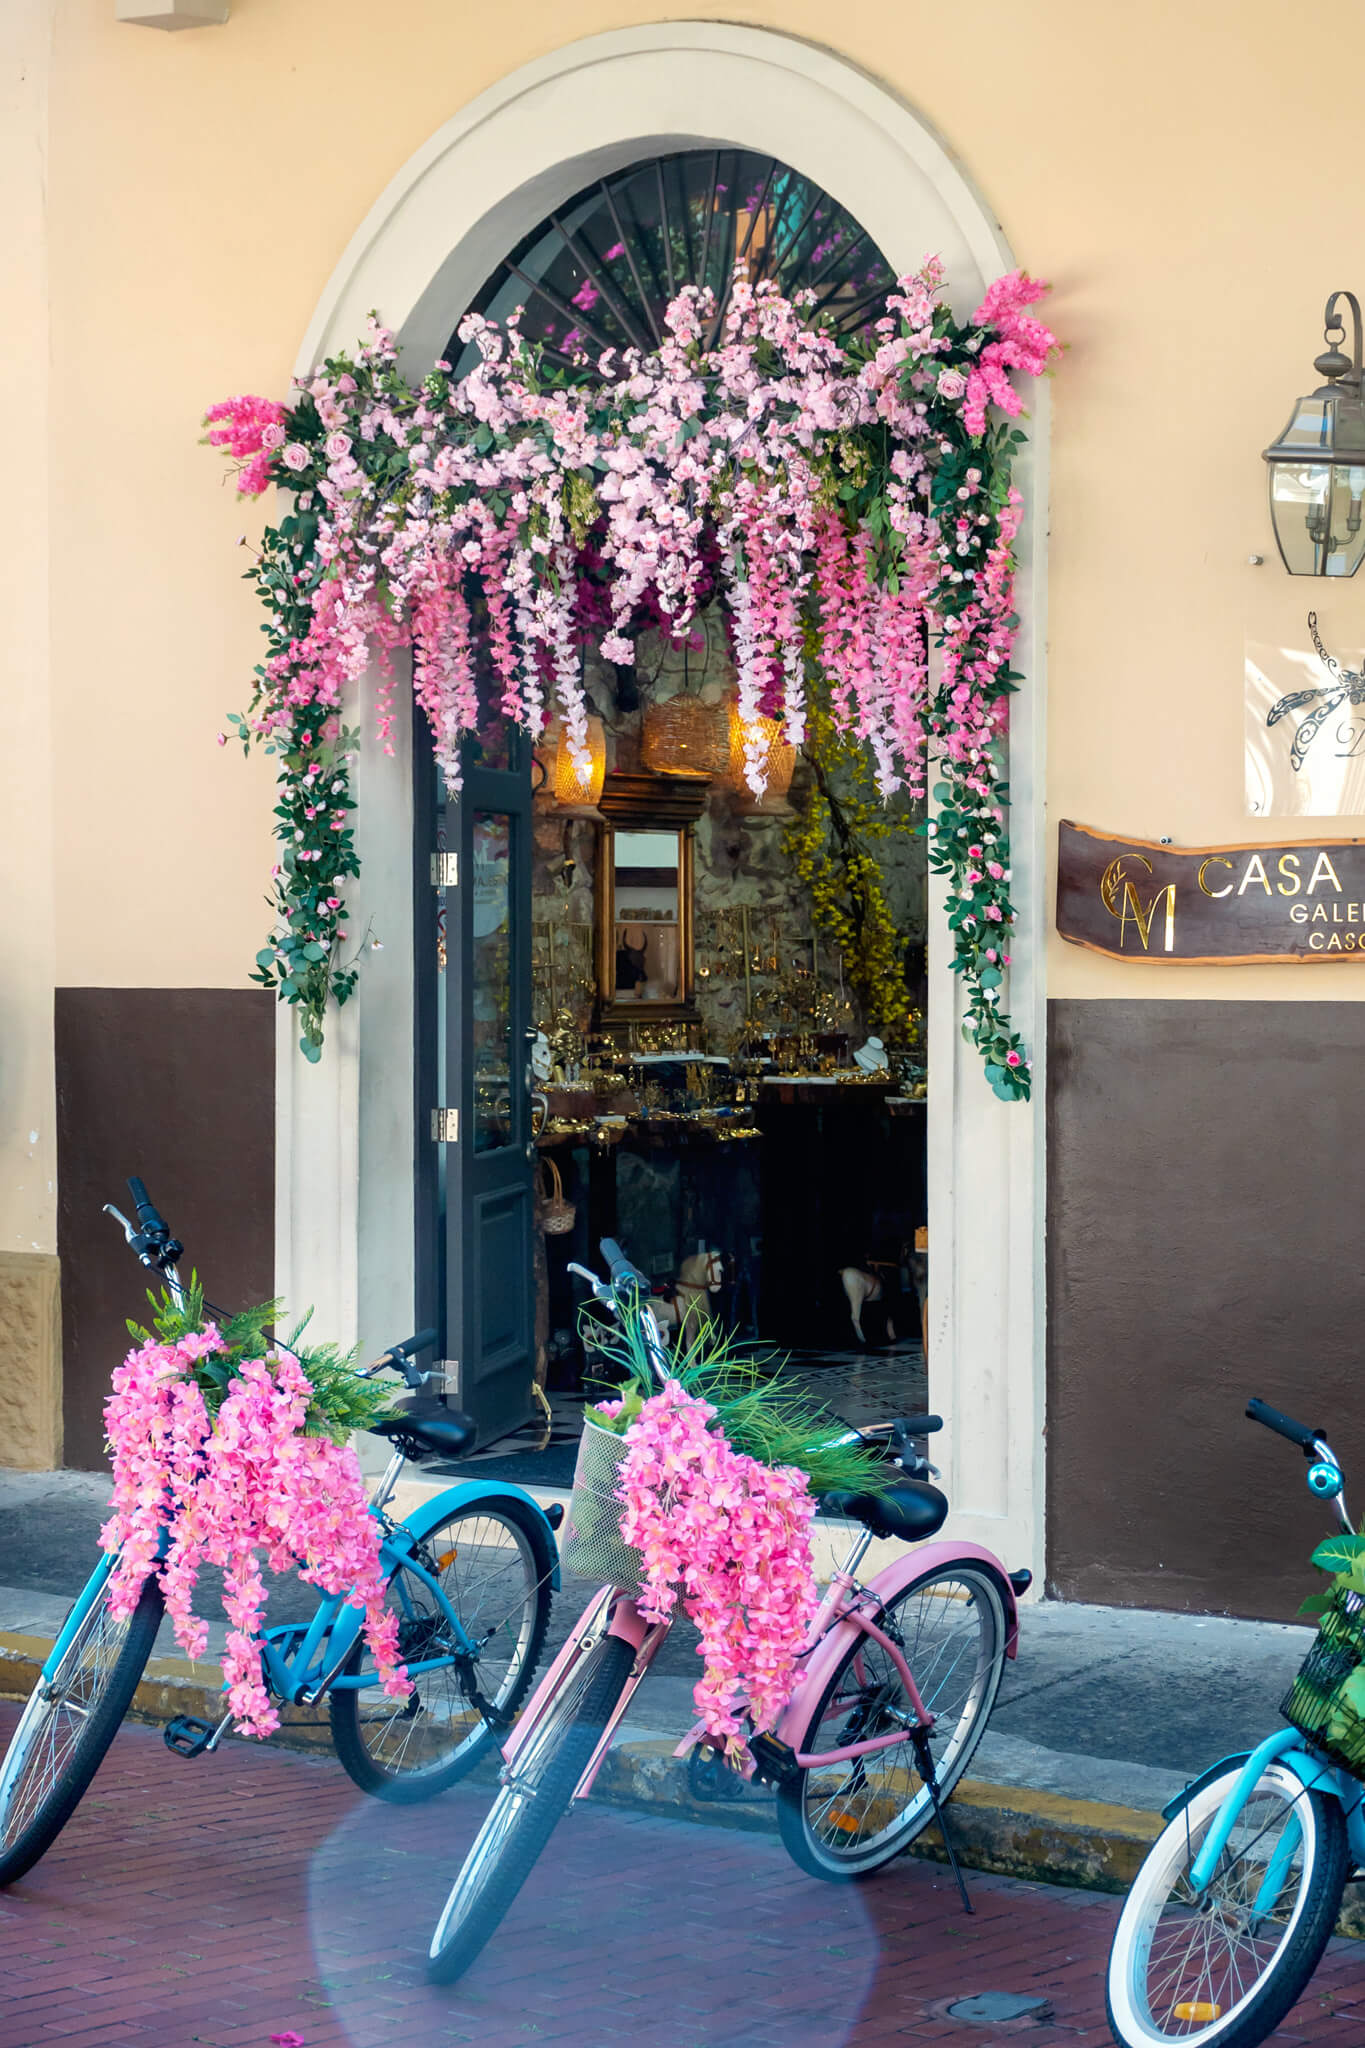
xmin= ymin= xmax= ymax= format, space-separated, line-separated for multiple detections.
xmin=552 ymin=714 xmax=607 ymax=808
xmin=641 ymin=694 xmax=727 ymax=778
xmin=727 ymin=702 xmax=797 ymax=804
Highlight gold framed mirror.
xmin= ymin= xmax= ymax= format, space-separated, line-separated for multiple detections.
xmin=592 ymin=771 xmax=708 ymax=1031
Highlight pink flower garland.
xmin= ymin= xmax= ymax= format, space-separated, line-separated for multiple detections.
xmin=210 ymin=261 xmax=1058 ymax=1087
xmin=101 ymin=1332 xmax=408 ymax=1738
xmin=615 ymin=1381 xmax=818 ymax=1750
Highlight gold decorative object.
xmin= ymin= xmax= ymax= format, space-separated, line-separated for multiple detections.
xmin=642 ymin=696 xmax=727 ymax=778
xmin=727 ymin=703 xmax=797 ymax=804
xmin=552 ymin=714 xmax=607 ymax=808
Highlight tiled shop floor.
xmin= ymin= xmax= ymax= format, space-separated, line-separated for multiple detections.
xmin=0 ymin=1703 xmax=1361 ymax=2048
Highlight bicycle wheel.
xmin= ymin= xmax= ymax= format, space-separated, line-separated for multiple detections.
xmin=0 ymin=1571 xmax=164 ymax=1887
xmin=426 ymin=1628 xmax=634 ymax=1983
xmin=1106 ymin=1761 xmax=1347 ymax=2048
xmin=777 ymin=1559 xmax=1006 ymax=1880
xmin=330 ymin=1498 xmax=553 ymax=1802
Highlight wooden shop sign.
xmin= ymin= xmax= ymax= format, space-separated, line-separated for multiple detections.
xmin=1057 ymin=820 xmax=1365 ymax=962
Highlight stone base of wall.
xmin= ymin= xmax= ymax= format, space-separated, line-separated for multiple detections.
xmin=0 ymin=1251 xmax=61 ymax=1469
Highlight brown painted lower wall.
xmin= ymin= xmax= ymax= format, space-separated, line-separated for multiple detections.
xmin=1047 ymin=998 xmax=1365 ymax=1620
xmin=55 ymin=990 xmax=275 ymax=1470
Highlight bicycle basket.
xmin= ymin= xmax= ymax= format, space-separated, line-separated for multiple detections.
xmin=1282 ymin=1589 xmax=1365 ymax=1771
xmin=561 ymin=1417 xmax=648 ymax=1597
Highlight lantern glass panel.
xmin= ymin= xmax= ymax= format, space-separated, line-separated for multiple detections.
xmin=1270 ymin=456 xmax=1365 ymax=577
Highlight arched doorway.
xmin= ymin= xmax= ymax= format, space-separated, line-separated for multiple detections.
xmin=281 ymin=22 xmax=1047 ymax=1577
xmin=414 ymin=146 xmax=922 ymax=1456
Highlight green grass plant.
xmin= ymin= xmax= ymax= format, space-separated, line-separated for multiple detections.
xmin=584 ymin=1301 xmax=891 ymax=1498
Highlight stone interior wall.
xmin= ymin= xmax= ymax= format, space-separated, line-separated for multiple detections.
xmin=531 ymin=621 xmax=926 ymax=1049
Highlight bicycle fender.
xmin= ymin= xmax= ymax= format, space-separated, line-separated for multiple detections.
xmin=1161 ymin=1753 xmax=1252 ymax=1822
xmin=1159 ymin=1743 xmax=1352 ymax=1833
xmin=773 ymin=1539 xmax=1020 ymax=1753
xmin=389 ymin=1481 xmax=561 ymax=1589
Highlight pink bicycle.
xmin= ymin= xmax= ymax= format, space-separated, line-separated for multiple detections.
xmin=426 ymin=1241 xmax=1030 ymax=1984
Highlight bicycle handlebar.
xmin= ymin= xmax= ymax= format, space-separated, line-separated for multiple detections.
xmin=105 ymin=1175 xmax=184 ymax=1273
xmin=127 ymin=1177 xmax=163 ymax=1234
xmin=357 ymin=1328 xmax=439 ymax=1389
xmin=1246 ymin=1397 xmax=1324 ymax=1454
xmin=599 ymin=1237 xmax=647 ymax=1290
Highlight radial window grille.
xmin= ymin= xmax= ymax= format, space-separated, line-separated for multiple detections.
xmin=450 ymin=149 xmax=894 ymax=375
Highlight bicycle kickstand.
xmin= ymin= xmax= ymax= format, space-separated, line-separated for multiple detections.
xmin=911 ymin=1727 xmax=974 ymax=1916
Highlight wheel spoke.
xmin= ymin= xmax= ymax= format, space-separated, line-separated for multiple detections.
xmin=341 ymin=1507 xmax=543 ymax=1784
xmin=793 ymin=1567 xmax=1004 ymax=1869
xmin=1115 ymin=1769 xmax=1324 ymax=2040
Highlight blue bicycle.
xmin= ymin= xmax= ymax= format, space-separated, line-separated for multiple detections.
xmin=1107 ymin=1397 xmax=1365 ymax=2047
xmin=0 ymin=1177 xmax=561 ymax=1888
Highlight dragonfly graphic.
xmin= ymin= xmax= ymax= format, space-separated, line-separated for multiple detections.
xmin=1267 ymin=612 xmax=1365 ymax=771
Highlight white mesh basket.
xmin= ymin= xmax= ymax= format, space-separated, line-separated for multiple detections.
xmin=561 ymin=1418 xmax=647 ymax=1595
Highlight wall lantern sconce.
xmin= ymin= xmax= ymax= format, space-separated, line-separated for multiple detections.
xmin=1264 ymin=293 xmax=1365 ymax=576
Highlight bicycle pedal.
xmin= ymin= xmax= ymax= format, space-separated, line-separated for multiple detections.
xmin=747 ymin=1731 xmax=800 ymax=1787
xmin=687 ymin=1746 xmax=747 ymax=1803
xmin=164 ymin=1714 xmax=217 ymax=1758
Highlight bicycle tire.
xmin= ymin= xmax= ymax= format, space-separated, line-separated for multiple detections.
xmin=330 ymin=1498 xmax=554 ymax=1802
xmin=1106 ymin=1760 xmax=1347 ymax=2048
xmin=0 ymin=1573 xmax=164 ymax=1887
xmin=426 ymin=1629 xmax=634 ymax=1984
xmin=776 ymin=1559 xmax=1007 ymax=1880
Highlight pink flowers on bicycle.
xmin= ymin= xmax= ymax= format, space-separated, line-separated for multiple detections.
xmin=617 ymin=1380 xmax=818 ymax=1750
xmin=101 ymin=1330 xmax=408 ymax=1739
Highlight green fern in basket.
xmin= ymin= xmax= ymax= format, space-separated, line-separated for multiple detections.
xmin=583 ymin=1301 xmax=892 ymax=1497
xmin=129 ymin=1279 xmax=398 ymax=1444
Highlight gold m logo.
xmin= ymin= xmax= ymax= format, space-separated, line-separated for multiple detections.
xmin=1099 ymin=856 xmax=1176 ymax=953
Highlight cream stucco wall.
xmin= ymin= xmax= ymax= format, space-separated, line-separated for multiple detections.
xmin=34 ymin=0 xmax=1365 ymax=1004
xmin=6 ymin=0 xmax=1365 ymax=1254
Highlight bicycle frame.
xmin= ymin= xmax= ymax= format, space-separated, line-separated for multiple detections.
xmin=49 ymin=1477 xmax=559 ymax=1711
xmin=775 ymin=1532 xmax=1020 ymax=1761
xmin=504 ymin=1526 xmax=1021 ymax=1803
xmin=1181 ymin=1725 xmax=1365 ymax=1908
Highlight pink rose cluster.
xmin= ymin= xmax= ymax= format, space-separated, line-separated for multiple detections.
xmin=616 ymin=1380 xmax=818 ymax=1750
xmin=202 ymin=394 xmax=289 ymax=499
xmin=100 ymin=1331 xmax=408 ymax=1738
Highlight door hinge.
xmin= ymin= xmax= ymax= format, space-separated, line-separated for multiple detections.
xmin=435 ymin=1359 xmax=459 ymax=1402
xmin=431 ymin=851 xmax=459 ymax=887
xmin=431 ymin=1108 xmax=460 ymax=1143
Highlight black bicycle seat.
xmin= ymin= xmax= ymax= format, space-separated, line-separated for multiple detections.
xmin=370 ymin=1399 xmax=477 ymax=1461
xmin=819 ymin=1479 xmax=949 ymax=1543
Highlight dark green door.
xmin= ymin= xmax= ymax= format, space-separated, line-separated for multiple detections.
xmin=424 ymin=725 xmax=537 ymax=1447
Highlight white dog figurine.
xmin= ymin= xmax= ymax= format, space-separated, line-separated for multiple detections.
xmin=840 ymin=1262 xmax=897 ymax=1344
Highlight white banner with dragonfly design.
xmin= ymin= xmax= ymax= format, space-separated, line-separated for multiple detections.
xmin=1247 ymin=614 xmax=1365 ymax=817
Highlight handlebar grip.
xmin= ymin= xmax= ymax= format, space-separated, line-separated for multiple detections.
xmin=599 ymin=1237 xmax=646 ymax=1288
xmin=127 ymin=1176 xmax=160 ymax=1228
xmin=392 ymin=1329 xmax=438 ymax=1360
xmin=1246 ymin=1397 xmax=1323 ymax=1453
xmin=895 ymin=1413 xmax=944 ymax=1437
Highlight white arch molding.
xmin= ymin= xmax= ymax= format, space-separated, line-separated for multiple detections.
xmin=281 ymin=22 xmax=1049 ymax=1576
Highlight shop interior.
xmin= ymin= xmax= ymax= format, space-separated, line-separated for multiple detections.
xmin=466 ymin=616 xmax=930 ymax=1485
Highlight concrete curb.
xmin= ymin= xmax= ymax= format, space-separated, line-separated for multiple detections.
xmin=0 ymin=1628 xmax=1163 ymax=1893
xmin=7 ymin=1627 xmax=1363 ymax=1933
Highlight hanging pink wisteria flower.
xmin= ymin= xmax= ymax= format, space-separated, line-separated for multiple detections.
xmin=616 ymin=1380 xmax=818 ymax=1750
xmin=207 ymin=258 xmax=1058 ymax=1095
xmin=101 ymin=1305 xmax=408 ymax=1739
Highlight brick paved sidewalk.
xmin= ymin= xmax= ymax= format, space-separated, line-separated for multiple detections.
xmin=1 ymin=1705 xmax=1362 ymax=2048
